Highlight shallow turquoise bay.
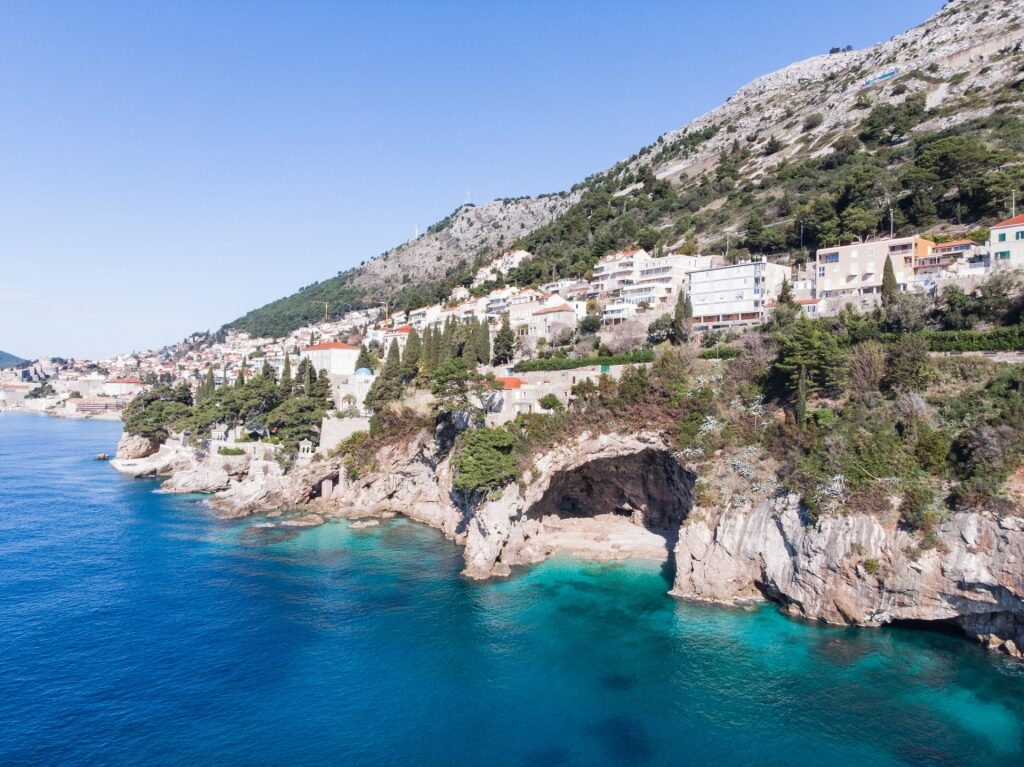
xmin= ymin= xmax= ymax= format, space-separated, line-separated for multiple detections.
xmin=1 ymin=413 xmax=1022 ymax=765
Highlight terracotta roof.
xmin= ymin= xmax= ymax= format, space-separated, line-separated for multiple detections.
xmin=107 ymin=376 xmax=143 ymax=384
xmin=532 ymin=303 xmax=575 ymax=316
xmin=931 ymin=239 xmax=977 ymax=248
xmin=385 ymin=324 xmax=412 ymax=334
xmin=993 ymin=214 xmax=1024 ymax=229
xmin=303 ymin=342 xmax=358 ymax=351
xmin=497 ymin=376 xmax=524 ymax=389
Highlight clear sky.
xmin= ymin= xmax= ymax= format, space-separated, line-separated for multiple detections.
xmin=1 ymin=0 xmax=941 ymax=360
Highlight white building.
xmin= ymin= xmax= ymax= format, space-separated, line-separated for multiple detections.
xmin=528 ymin=303 xmax=577 ymax=342
xmin=301 ymin=341 xmax=360 ymax=376
xmin=591 ymin=249 xmax=647 ymax=295
xmin=990 ymin=214 xmax=1024 ymax=269
xmin=689 ymin=258 xmax=790 ymax=328
xmin=382 ymin=325 xmax=413 ymax=354
xmin=814 ymin=235 xmax=932 ymax=312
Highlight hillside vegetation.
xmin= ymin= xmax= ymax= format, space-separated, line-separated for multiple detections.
xmin=228 ymin=0 xmax=1024 ymax=338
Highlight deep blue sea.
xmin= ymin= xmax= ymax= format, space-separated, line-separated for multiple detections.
xmin=1 ymin=413 xmax=1023 ymax=766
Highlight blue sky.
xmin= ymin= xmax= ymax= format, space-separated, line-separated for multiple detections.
xmin=1 ymin=0 xmax=941 ymax=359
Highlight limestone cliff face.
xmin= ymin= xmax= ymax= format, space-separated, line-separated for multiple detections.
xmin=673 ymin=495 xmax=1024 ymax=657
xmin=111 ymin=429 xmax=1024 ymax=656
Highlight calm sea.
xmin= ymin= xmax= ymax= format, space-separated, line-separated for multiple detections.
xmin=1 ymin=412 xmax=1022 ymax=766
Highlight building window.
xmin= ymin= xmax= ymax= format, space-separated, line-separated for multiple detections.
xmin=823 ymin=253 xmax=839 ymax=264
xmin=998 ymin=233 xmax=1007 ymax=242
xmin=818 ymin=266 xmax=825 ymax=277
xmin=1017 ymin=231 xmax=1024 ymax=240
xmin=996 ymin=251 xmax=1011 ymax=260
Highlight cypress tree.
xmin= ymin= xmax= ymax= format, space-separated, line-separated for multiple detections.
xmin=881 ymin=255 xmax=898 ymax=308
xmin=383 ymin=339 xmax=401 ymax=379
xmin=355 ymin=345 xmax=374 ymax=372
xmin=235 ymin=358 xmax=247 ymax=388
xmin=439 ymin=318 xmax=454 ymax=363
xmin=315 ymin=368 xmax=332 ymax=403
xmin=461 ymin=320 xmax=479 ymax=367
xmin=477 ymin=320 xmax=491 ymax=367
xmin=303 ymin=359 xmax=314 ymax=396
xmin=671 ymin=291 xmax=693 ymax=345
xmin=260 ymin=358 xmax=274 ymax=381
xmin=203 ymin=366 xmax=216 ymax=401
xmin=492 ymin=314 xmax=515 ymax=365
xmin=280 ymin=353 xmax=292 ymax=394
xmin=402 ymin=328 xmax=421 ymax=381
xmin=796 ymin=364 xmax=808 ymax=427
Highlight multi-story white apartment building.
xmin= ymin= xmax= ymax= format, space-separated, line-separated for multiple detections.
xmin=689 ymin=258 xmax=790 ymax=328
xmin=813 ymin=235 xmax=933 ymax=312
xmin=591 ymin=249 xmax=647 ymax=295
xmin=989 ymin=214 xmax=1024 ymax=269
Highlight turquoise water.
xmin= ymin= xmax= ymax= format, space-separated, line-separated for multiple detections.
xmin=1 ymin=412 xmax=1022 ymax=765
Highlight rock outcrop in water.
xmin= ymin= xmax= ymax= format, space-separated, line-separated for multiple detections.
xmin=110 ymin=429 xmax=1024 ymax=657
xmin=673 ymin=495 xmax=1024 ymax=657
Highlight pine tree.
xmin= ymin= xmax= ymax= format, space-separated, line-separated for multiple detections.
xmin=235 ymin=358 xmax=247 ymax=389
xmin=280 ymin=353 xmax=293 ymax=394
xmin=401 ymin=328 xmax=421 ymax=381
xmin=881 ymin=255 xmax=899 ymax=309
xmin=477 ymin=320 xmax=491 ymax=367
xmin=492 ymin=314 xmax=515 ymax=365
xmin=796 ymin=364 xmax=808 ymax=427
xmin=773 ymin=278 xmax=799 ymax=329
xmin=671 ymin=291 xmax=693 ymax=345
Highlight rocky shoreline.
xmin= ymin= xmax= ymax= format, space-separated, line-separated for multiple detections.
xmin=111 ymin=429 xmax=1024 ymax=658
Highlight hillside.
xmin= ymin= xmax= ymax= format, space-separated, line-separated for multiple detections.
xmin=230 ymin=0 xmax=1024 ymax=337
xmin=0 ymin=351 xmax=27 ymax=369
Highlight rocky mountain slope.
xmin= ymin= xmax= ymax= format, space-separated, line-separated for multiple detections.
xmin=230 ymin=0 xmax=1024 ymax=337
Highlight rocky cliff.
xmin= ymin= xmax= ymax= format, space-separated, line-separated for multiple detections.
xmin=111 ymin=427 xmax=1024 ymax=656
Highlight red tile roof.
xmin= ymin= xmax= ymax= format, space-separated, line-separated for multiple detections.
xmin=385 ymin=324 xmax=412 ymax=334
xmin=993 ymin=214 xmax=1024 ymax=229
xmin=532 ymin=303 xmax=574 ymax=316
xmin=304 ymin=342 xmax=358 ymax=351
xmin=497 ymin=376 xmax=524 ymax=389
xmin=107 ymin=377 xmax=143 ymax=384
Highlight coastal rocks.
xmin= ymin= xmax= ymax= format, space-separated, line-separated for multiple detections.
xmin=672 ymin=496 xmax=1024 ymax=655
xmin=110 ymin=441 xmax=193 ymax=478
xmin=114 ymin=433 xmax=160 ymax=460
xmin=208 ymin=459 xmax=288 ymax=518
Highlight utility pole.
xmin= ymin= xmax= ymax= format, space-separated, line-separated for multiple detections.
xmin=889 ymin=206 xmax=894 ymax=239
xmin=322 ymin=301 xmax=329 ymax=322
xmin=1013 ymin=189 xmax=1017 ymax=217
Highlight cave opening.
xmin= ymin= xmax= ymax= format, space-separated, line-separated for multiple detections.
xmin=523 ymin=448 xmax=694 ymax=564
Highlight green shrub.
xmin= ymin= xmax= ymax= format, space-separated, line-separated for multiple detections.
xmin=454 ymin=428 xmax=518 ymax=493
xmin=914 ymin=427 xmax=950 ymax=475
xmin=900 ymin=483 xmax=937 ymax=531
xmin=217 ymin=446 xmax=246 ymax=456
xmin=513 ymin=349 xmax=654 ymax=373
xmin=698 ymin=346 xmax=740 ymax=360
xmin=863 ymin=558 xmax=880 ymax=574
xmin=538 ymin=393 xmax=564 ymax=411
